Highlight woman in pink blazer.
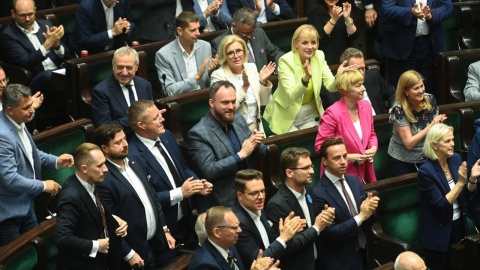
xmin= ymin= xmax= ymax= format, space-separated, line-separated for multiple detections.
xmin=314 ymin=70 xmax=378 ymax=183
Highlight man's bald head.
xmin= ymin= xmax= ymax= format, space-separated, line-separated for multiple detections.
xmin=394 ymin=251 xmax=427 ymax=270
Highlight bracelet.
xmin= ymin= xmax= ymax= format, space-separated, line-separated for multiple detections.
xmin=345 ymin=18 xmax=354 ymax=26
xmin=328 ymin=20 xmax=336 ymax=26
xmin=259 ymin=80 xmax=267 ymax=86
xmin=469 ymin=178 xmax=478 ymax=185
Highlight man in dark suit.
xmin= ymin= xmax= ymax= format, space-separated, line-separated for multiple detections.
xmin=55 ymin=143 xmax=128 ymax=270
xmin=320 ymin=47 xmax=395 ymax=113
xmin=0 ymin=0 xmax=70 ymax=108
xmin=95 ymin=123 xmax=176 ymax=269
xmin=313 ymin=137 xmax=379 ymax=270
xmin=128 ymin=100 xmax=213 ymax=244
xmin=266 ymin=147 xmax=335 ymax=270
xmin=233 ymin=169 xmax=303 ymax=267
xmin=0 ymin=84 xmax=71 ymax=247
xmin=91 ymin=47 xmax=153 ymax=139
xmin=188 ymin=206 xmax=247 ymax=270
xmin=227 ymin=0 xmax=295 ymax=23
xmin=188 ymin=80 xmax=267 ymax=213
xmin=69 ymin=0 xmax=135 ymax=55
xmin=210 ymin=8 xmax=284 ymax=72
xmin=138 ymin=0 xmax=194 ymax=42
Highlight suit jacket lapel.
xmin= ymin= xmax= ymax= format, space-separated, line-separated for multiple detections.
xmin=109 ymin=76 xmax=129 ymax=112
xmin=106 ymin=161 xmax=142 ymax=203
xmin=280 ymin=185 xmax=307 ymax=219
xmin=1 ymin=113 xmax=35 ymax=170
xmin=172 ymin=41 xmax=187 ymax=80
xmin=10 ymin=23 xmax=37 ymax=54
xmin=206 ymin=112 xmax=234 ymax=154
xmin=204 ymin=240 xmax=231 ymax=269
xmin=260 ymin=210 xmax=276 ymax=242
xmin=321 ymin=174 xmax=352 ymax=218
xmin=433 ymin=160 xmax=451 ymax=192
xmin=338 ymin=99 xmax=365 ymax=152
xmin=72 ymin=177 xmax=103 ymax=231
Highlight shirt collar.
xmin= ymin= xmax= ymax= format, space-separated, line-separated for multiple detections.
xmin=106 ymin=157 xmax=129 ymax=171
xmin=208 ymin=239 xmax=230 ymax=260
xmin=16 ymin=20 xmax=39 ymax=34
xmin=286 ymin=184 xmax=306 ymax=200
xmin=177 ymin=38 xmax=197 ymax=56
xmin=324 ymin=170 xmax=344 ymax=185
xmin=240 ymin=204 xmax=261 ymax=220
xmin=101 ymin=0 xmax=116 ymax=10
xmin=136 ymin=133 xmax=159 ymax=150
xmin=75 ymin=173 xmax=96 ymax=194
xmin=5 ymin=113 xmax=25 ymax=131
xmin=119 ymin=79 xmax=135 ymax=89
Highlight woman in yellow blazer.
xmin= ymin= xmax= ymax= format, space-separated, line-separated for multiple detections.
xmin=212 ymin=35 xmax=275 ymax=133
xmin=264 ymin=24 xmax=348 ymax=135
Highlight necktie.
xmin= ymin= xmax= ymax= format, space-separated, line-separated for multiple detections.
xmin=154 ymin=141 xmax=183 ymax=188
xmin=339 ymin=179 xmax=366 ymax=248
xmin=248 ymin=49 xmax=255 ymax=64
xmin=125 ymin=84 xmax=135 ymax=105
xmin=227 ymin=252 xmax=238 ymax=270
xmin=94 ymin=187 xmax=109 ymax=238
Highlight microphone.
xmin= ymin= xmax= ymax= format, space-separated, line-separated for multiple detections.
xmin=162 ymin=74 xmax=168 ymax=95
xmin=122 ymin=27 xmax=129 ymax=47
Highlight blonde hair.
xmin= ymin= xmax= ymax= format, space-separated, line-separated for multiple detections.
xmin=394 ymin=70 xmax=432 ymax=123
xmin=291 ymin=24 xmax=319 ymax=53
xmin=423 ymin=123 xmax=454 ymax=161
xmin=217 ymin=35 xmax=248 ymax=66
xmin=335 ymin=70 xmax=364 ymax=95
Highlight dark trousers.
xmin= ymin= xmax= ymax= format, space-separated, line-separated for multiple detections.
xmin=386 ymin=35 xmax=436 ymax=95
xmin=389 ymin=155 xmax=423 ymax=177
xmin=0 ymin=207 xmax=37 ymax=247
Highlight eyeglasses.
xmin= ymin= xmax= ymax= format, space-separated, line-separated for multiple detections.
xmin=242 ymin=189 xmax=266 ymax=199
xmin=217 ymin=223 xmax=240 ymax=230
xmin=289 ymin=164 xmax=314 ymax=171
xmin=226 ymin=49 xmax=244 ymax=59
xmin=0 ymin=77 xmax=9 ymax=85
xmin=16 ymin=12 xmax=35 ymax=19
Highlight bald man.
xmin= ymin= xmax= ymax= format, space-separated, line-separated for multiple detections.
xmin=394 ymin=251 xmax=427 ymax=270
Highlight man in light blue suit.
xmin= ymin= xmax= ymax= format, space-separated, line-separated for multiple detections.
xmin=0 ymin=84 xmax=74 ymax=246
xmin=155 ymin=11 xmax=218 ymax=96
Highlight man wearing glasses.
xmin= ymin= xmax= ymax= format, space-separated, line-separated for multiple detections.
xmin=233 ymin=169 xmax=305 ymax=267
xmin=211 ymin=8 xmax=284 ymax=73
xmin=266 ymin=147 xmax=335 ymax=270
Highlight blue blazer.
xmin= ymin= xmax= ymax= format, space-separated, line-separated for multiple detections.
xmin=0 ymin=19 xmax=70 ymax=75
xmin=418 ymin=153 xmax=469 ymax=252
xmin=381 ymin=0 xmax=452 ymax=61
xmin=69 ymin=0 xmax=136 ymax=54
xmin=91 ymin=75 xmax=153 ymax=137
xmin=265 ymin=184 xmax=320 ymax=270
xmin=0 ymin=112 xmax=57 ymax=224
xmin=55 ymin=175 xmax=122 ymax=270
xmin=313 ymin=174 xmax=376 ymax=270
xmin=233 ymin=202 xmax=285 ymax=267
xmin=193 ymin=0 xmax=231 ymax=31
xmin=188 ymin=239 xmax=246 ymax=270
xmin=128 ymin=130 xmax=198 ymax=236
xmin=227 ymin=0 xmax=295 ymax=22
xmin=97 ymin=155 xmax=168 ymax=264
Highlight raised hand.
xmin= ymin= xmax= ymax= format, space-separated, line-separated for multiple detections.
xmin=259 ymin=61 xmax=276 ymax=85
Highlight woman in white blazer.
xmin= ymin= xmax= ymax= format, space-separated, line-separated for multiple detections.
xmin=211 ymin=34 xmax=275 ymax=133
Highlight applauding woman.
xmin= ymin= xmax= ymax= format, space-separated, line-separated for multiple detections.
xmin=418 ymin=124 xmax=479 ymax=270
xmin=264 ymin=24 xmax=349 ymax=135
xmin=315 ymin=70 xmax=377 ymax=184
xmin=212 ymin=35 xmax=275 ymax=133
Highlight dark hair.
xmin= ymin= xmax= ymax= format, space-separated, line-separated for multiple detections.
xmin=128 ymin=100 xmax=155 ymax=131
xmin=95 ymin=123 xmax=124 ymax=147
xmin=234 ymin=169 xmax=263 ymax=192
xmin=209 ymin=80 xmax=236 ymax=99
xmin=176 ymin=11 xmax=199 ymax=29
xmin=232 ymin=8 xmax=257 ymax=25
xmin=280 ymin=147 xmax=310 ymax=174
xmin=2 ymin=84 xmax=31 ymax=108
xmin=318 ymin=137 xmax=345 ymax=159
xmin=339 ymin=47 xmax=364 ymax=65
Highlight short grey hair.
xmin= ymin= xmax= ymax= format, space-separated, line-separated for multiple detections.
xmin=194 ymin=213 xmax=207 ymax=245
xmin=113 ymin=46 xmax=139 ymax=65
xmin=2 ymin=84 xmax=31 ymax=108
xmin=423 ymin=123 xmax=454 ymax=161
xmin=232 ymin=8 xmax=257 ymax=25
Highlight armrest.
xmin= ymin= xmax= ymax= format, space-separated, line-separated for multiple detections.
xmin=460 ymin=5 xmax=473 ymax=49
xmin=370 ymin=222 xmax=411 ymax=265
xmin=1 ymin=63 xmax=33 ymax=86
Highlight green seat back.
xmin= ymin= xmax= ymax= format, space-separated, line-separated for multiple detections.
xmin=180 ymin=98 xmax=210 ymax=141
xmin=443 ymin=111 xmax=461 ymax=150
xmin=37 ymin=130 xmax=86 ymax=186
xmin=56 ymin=12 xmax=76 ymax=45
xmin=264 ymin=28 xmax=296 ymax=53
xmin=472 ymin=7 xmax=480 ymax=49
xmin=88 ymin=62 xmax=114 ymax=93
xmin=4 ymin=245 xmax=37 ymax=270
xmin=128 ymin=0 xmax=143 ymax=43
xmin=373 ymin=122 xmax=393 ymax=180
xmin=378 ymin=182 xmax=422 ymax=254
xmin=146 ymin=50 xmax=162 ymax=93
xmin=44 ymin=233 xmax=58 ymax=270
xmin=442 ymin=9 xmax=461 ymax=51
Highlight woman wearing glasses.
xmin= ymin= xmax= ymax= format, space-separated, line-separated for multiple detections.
xmin=314 ymin=70 xmax=377 ymax=184
xmin=418 ymin=123 xmax=479 ymax=270
xmin=211 ymin=34 xmax=275 ymax=133
xmin=264 ymin=24 xmax=349 ymax=135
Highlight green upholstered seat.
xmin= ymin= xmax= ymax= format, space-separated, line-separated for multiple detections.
xmin=373 ymin=121 xmax=393 ymax=180
xmin=2 ymin=245 xmax=37 ymax=270
xmin=443 ymin=111 xmax=462 ymax=151
xmin=43 ymin=233 xmax=57 ymax=270
xmin=442 ymin=9 xmax=461 ymax=51
xmin=180 ymin=98 xmax=210 ymax=141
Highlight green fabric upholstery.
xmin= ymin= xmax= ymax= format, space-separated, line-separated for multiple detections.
xmin=56 ymin=12 xmax=76 ymax=45
xmin=377 ymin=183 xmax=422 ymax=254
xmin=44 ymin=233 xmax=57 ymax=270
xmin=37 ymin=130 xmax=86 ymax=186
xmin=128 ymin=0 xmax=143 ymax=43
xmin=443 ymin=111 xmax=461 ymax=151
xmin=264 ymin=28 xmax=296 ymax=53
xmin=442 ymin=9 xmax=461 ymax=51
xmin=145 ymin=50 xmax=162 ymax=94
xmin=180 ymin=98 xmax=210 ymax=141
xmin=3 ymin=245 xmax=37 ymax=270
xmin=88 ymin=62 xmax=114 ymax=90
xmin=373 ymin=122 xmax=393 ymax=180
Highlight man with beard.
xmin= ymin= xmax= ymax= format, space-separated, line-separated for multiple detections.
xmin=95 ymin=123 xmax=176 ymax=269
xmin=0 ymin=84 xmax=73 ymax=246
xmin=188 ymin=80 xmax=267 ymax=213
xmin=128 ymin=100 xmax=213 ymax=254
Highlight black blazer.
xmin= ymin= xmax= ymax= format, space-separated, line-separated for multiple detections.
xmin=55 ymin=175 xmax=122 ymax=270
xmin=188 ymin=240 xmax=246 ymax=270
xmin=266 ymin=184 xmax=320 ymax=270
xmin=97 ymin=155 xmax=168 ymax=266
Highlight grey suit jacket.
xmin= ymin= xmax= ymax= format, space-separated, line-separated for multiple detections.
xmin=211 ymin=28 xmax=284 ymax=72
xmin=155 ymin=38 xmax=212 ymax=96
xmin=465 ymin=60 xmax=480 ymax=102
xmin=0 ymin=112 xmax=57 ymax=224
xmin=187 ymin=111 xmax=266 ymax=212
